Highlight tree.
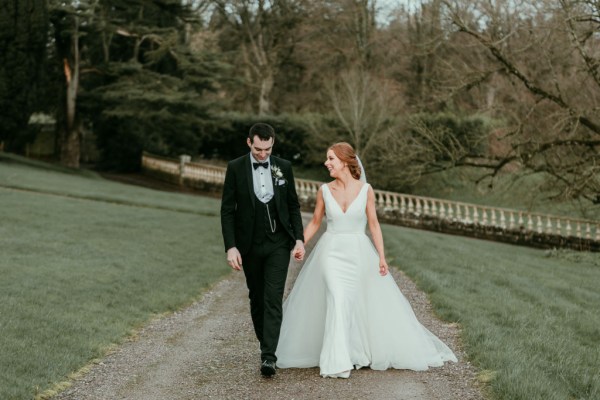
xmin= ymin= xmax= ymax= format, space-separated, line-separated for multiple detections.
xmin=44 ymin=0 xmax=224 ymax=170
xmin=209 ymin=0 xmax=307 ymax=114
xmin=277 ymin=0 xmax=383 ymax=111
xmin=380 ymin=0 xmax=450 ymax=110
xmin=81 ymin=0 xmax=225 ymax=170
xmin=439 ymin=0 xmax=600 ymax=202
xmin=0 ymin=0 xmax=48 ymax=151
xmin=325 ymin=67 xmax=401 ymax=158
xmin=48 ymin=0 xmax=93 ymax=168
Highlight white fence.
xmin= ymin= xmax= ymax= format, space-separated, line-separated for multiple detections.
xmin=142 ymin=153 xmax=600 ymax=247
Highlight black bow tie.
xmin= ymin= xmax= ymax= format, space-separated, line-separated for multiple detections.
xmin=253 ymin=162 xmax=269 ymax=170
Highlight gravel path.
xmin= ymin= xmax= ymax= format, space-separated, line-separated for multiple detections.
xmin=54 ymin=214 xmax=485 ymax=400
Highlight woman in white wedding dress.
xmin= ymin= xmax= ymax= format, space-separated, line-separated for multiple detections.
xmin=275 ymin=142 xmax=457 ymax=378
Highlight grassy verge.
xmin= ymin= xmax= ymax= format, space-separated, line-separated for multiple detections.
xmin=0 ymin=153 xmax=214 ymax=215
xmin=0 ymin=157 xmax=227 ymax=399
xmin=383 ymin=224 xmax=600 ymax=400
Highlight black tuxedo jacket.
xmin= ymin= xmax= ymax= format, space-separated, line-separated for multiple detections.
xmin=220 ymin=154 xmax=304 ymax=255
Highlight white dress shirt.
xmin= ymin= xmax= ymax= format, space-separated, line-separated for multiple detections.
xmin=250 ymin=154 xmax=274 ymax=203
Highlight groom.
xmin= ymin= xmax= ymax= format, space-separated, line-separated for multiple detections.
xmin=220 ymin=122 xmax=305 ymax=377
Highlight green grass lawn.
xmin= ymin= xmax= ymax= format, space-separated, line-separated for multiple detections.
xmin=2 ymin=153 xmax=599 ymax=400
xmin=0 ymin=153 xmax=214 ymax=215
xmin=383 ymin=225 xmax=600 ymax=400
xmin=0 ymin=155 xmax=228 ymax=399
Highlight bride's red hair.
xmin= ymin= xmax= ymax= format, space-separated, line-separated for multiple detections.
xmin=329 ymin=142 xmax=361 ymax=180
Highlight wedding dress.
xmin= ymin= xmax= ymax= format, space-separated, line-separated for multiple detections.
xmin=276 ymin=183 xmax=457 ymax=378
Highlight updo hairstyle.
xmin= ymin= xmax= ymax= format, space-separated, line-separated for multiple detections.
xmin=329 ymin=142 xmax=361 ymax=180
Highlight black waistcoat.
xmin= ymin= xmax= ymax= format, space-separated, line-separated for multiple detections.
xmin=252 ymin=196 xmax=285 ymax=243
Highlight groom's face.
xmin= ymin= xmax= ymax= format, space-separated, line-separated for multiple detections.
xmin=247 ymin=135 xmax=274 ymax=162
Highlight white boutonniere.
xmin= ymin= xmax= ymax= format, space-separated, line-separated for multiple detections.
xmin=271 ymin=165 xmax=287 ymax=186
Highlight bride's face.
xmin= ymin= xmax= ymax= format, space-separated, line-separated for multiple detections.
xmin=324 ymin=150 xmax=345 ymax=178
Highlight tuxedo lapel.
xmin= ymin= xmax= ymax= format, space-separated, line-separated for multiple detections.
xmin=271 ymin=160 xmax=283 ymax=212
xmin=244 ymin=154 xmax=255 ymax=209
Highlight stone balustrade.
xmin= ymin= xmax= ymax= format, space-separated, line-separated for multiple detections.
xmin=142 ymin=152 xmax=600 ymax=251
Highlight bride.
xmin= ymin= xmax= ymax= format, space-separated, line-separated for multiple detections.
xmin=276 ymin=142 xmax=457 ymax=378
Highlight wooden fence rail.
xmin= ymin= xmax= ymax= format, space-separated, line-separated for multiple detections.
xmin=142 ymin=152 xmax=600 ymax=251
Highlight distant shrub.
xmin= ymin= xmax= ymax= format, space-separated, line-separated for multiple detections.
xmin=367 ymin=112 xmax=495 ymax=192
xmin=406 ymin=112 xmax=492 ymax=160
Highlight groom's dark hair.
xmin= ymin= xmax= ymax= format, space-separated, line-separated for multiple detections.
xmin=248 ymin=123 xmax=275 ymax=143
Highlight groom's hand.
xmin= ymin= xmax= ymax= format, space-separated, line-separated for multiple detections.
xmin=292 ymin=240 xmax=305 ymax=261
xmin=226 ymin=247 xmax=243 ymax=271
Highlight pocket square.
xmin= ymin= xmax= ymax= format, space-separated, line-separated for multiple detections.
xmin=276 ymin=179 xmax=286 ymax=186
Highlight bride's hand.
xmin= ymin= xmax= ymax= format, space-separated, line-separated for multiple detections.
xmin=292 ymin=240 xmax=305 ymax=261
xmin=379 ymin=258 xmax=389 ymax=276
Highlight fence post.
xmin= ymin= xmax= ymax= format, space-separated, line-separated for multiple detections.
xmin=179 ymin=154 xmax=191 ymax=185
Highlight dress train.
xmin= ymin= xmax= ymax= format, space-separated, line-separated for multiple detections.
xmin=276 ymin=184 xmax=457 ymax=377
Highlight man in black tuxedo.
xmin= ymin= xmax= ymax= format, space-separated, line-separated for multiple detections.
xmin=221 ymin=123 xmax=305 ymax=377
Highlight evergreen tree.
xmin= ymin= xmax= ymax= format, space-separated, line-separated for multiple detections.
xmin=0 ymin=0 xmax=48 ymax=151
xmin=45 ymin=0 xmax=226 ymax=170
xmin=81 ymin=0 xmax=226 ymax=170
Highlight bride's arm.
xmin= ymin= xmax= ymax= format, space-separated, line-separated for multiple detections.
xmin=366 ymin=186 xmax=389 ymax=276
xmin=303 ymin=186 xmax=325 ymax=245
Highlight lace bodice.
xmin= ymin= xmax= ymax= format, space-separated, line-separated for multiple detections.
xmin=322 ymin=183 xmax=369 ymax=234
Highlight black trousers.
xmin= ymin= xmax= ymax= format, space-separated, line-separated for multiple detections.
xmin=243 ymin=231 xmax=290 ymax=362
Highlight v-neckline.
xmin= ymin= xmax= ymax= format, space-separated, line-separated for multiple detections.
xmin=326 ymin=183 xmax=367 ymax=214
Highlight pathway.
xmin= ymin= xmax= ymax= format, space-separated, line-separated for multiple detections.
xmin=54 ymin=214 xmax=484 ymax=400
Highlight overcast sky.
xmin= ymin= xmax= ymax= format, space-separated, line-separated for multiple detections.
xmin=377 ymin=0 xmax=420 ymax=24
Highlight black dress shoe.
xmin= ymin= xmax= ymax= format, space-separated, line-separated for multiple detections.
xmin=260 ymin=360 xmax=276 ymax=377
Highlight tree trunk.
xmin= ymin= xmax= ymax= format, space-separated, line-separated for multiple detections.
xmin=258 ymin=72 xmax=274 ymax=115
xmin=59 ymin=16 xmax=81 ymax=168
xmin=60 ymin=119 xmax=81 ymax=168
